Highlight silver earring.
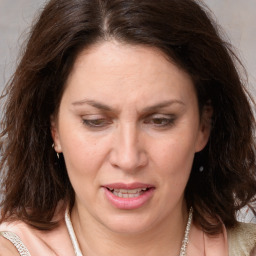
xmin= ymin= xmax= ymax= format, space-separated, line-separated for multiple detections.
xmin=199 ymin=166 xmax=204 ymax=172
xmin=52 ymin=143 xmax=60 ymax=159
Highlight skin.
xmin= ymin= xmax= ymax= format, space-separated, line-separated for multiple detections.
xmin=0 ymin=236 xmax=20 ymax=256
xmin=51 ymin=41 xmax=212 ymax=256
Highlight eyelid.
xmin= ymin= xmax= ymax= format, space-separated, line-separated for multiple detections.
xmin=81 ymin=114 xmax=113 ymax=128
xmin=82 ymin=114 xmax=104 ymax=119
xmin=143 ymin=113 xmax=176 ymax=127
xmin=81 ymin=113 xmax=177 ymax=129
xmin=144 ymin=113 xmax=175 ymax=119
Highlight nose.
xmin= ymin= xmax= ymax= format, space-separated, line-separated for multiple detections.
xmin=109 ymin=123 xmax=148 ymax=172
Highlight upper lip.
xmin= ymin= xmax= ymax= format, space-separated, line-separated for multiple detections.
xmin=103 ymin=182 xmax=155 ymax=190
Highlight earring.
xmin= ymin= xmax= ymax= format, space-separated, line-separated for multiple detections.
xmin=52 ymin=143 xmax=60 ymax=159
xmin=199 ymin=166 xmax=204 ymax=172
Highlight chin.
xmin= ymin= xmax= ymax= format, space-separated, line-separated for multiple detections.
xmin=100 ymin=214 xmax=155 ymax=235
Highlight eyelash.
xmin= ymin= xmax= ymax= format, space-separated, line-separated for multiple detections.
xmin=82 ymin=115 xmax=176 ymax=129
xmin=144 ymin=115 xmax=176 ymax=127
xmin=82 ymin=118 xmax=112 ymax=128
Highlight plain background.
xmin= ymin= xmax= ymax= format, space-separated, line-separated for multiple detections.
xmin=0 ymin=0 xmax=255 ymax=222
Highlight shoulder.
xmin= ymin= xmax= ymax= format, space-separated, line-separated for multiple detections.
xmin=227 ymin=222 xmax=256 ymax=256
xmin=0 ymin=234 xmax=20 ymax=256
xmin=0 ymin=210 xmax=75 ymax=255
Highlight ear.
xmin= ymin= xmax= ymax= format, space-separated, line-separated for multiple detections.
xmin=50 ymin=115 xmax=62 ymax=153
xmin=195 ymin=101 xmax=213 ymax=152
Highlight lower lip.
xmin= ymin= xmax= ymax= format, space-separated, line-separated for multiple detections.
xmin=103 ymin=187 xmax=155 ymax=210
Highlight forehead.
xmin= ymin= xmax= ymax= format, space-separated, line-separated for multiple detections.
xmin=63 ymin=41 xmax=196 ymax=109
xmin=71 ymin=41 xmax=186 ymax=79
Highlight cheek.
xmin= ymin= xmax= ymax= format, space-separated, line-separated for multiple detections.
xmin=148 ymin=139 xmax=195 ymax=215
xmin=153 ymin=135 xmax=196 ymax=171
xmin=59 ymin=124 xmax=112 ymax=179
xmin=62 ymin=138 xmax=102 ymax=172
xmin=150 ymin=134 xmax=196 ymax=195
xmin=60 ymin=134 xmax=106 ymax=201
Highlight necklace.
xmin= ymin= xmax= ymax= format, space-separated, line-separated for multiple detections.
xmin=65 ymin=207 xmax=193 ymax=256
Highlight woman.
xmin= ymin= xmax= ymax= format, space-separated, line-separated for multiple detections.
xmin=0 ymin=0 xmax=256 ymax=255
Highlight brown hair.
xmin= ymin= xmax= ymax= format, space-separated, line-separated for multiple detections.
xmin=1 ymin=0 xmax=256 ymax=234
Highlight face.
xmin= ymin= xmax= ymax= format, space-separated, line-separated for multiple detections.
xmin=51 ymin=41 xmax=211 ymax=234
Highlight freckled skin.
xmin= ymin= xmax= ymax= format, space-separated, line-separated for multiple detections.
xmin=51 ymin=41 xmax=211 ymax=255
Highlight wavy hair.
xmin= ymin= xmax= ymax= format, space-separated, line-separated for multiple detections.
xmin=1 ymin=0 xmax=256 ymax=234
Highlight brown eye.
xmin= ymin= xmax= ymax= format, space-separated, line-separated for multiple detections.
xmin=82 ymin=118 xmax=111 ymax=128
xmin=152 ymin=118 xmax=172 ymax=126
xmin=144 ymin=114 xmax=175 ymax=127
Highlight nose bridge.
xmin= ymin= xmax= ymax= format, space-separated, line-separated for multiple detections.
xmin=121 ymin=122 xmax=137 ymax=155
xmin=111 ymin=122 xmax=146 ymax=171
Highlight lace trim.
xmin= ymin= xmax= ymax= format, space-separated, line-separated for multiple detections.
xmin=0 ymin=231 xmax=31 ymax=256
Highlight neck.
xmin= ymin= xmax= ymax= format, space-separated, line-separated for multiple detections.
xmin=71 ymin=202 xmax=189 ymax=256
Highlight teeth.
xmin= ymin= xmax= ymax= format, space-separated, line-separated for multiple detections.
xmin=108 ymin=188 xmax=149 ymax=198
xmin=113 ymin=191 xmax=141 ymax=198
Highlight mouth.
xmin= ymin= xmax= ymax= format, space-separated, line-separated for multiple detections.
xmin=103 ymin=183 xmax=155 ymax=209
xmin=106 ymin=187 xmax=151 ymax=198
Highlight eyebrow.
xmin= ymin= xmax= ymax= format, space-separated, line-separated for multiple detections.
xmin=72 ymin=99 xmax=112 ymax=111
xmin=141 ymin=100 xmax=185 ymax=113
xmin=71 ymin=99 xmax=185 ymax=112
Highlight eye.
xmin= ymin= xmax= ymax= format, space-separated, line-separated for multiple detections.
xmin=144 ymin=114 xmax=175 ymax=127
xmin=82 ymin=118 xmax=112 ymax=128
